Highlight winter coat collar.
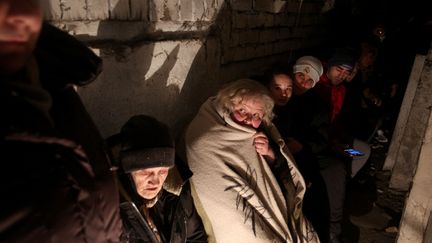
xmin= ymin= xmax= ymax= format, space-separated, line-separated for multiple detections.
xmin=34 ymin=23 xmax=102 ymax=91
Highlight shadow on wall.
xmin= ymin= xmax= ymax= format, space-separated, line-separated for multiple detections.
xmin=77 ymin=0 xmax=228 ymax=138
xmin=175 ymin=1 xmax=294 ymax=138
xmin=79 ymin=0 xmax=301 ymax=139
xmin=170 ymin=4 xmax=228 ymax=137
xmin=78 ymin=0 xmax=184 ymax=137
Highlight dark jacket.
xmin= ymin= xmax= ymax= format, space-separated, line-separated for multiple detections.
xmin=287 ymin=91 xmax=333 ymax=155
xmin=0 ymin=23 xmax=122 ymax=242
xmin=119 ymin=164 xmax=207 ymax=243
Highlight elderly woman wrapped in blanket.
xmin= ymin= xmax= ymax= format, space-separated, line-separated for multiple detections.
xmin=183 ymin=79 xmax=320 ymax=243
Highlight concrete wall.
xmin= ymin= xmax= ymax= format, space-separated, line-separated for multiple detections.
xmin=386 ymin=50 xmax=432 ymax=192
xmin=384 ymin=55 xmax=426 ymax=172
xmin=395 ymin=47 xmax=432 ymax=243
xmin=45 ymin=0 xmax=328 ymax=138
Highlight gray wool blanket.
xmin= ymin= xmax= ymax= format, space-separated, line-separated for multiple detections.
xmin=184 ymin=97 xmax=319 ymax=243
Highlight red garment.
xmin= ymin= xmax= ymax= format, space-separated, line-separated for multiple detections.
xmin=316 ymin=74 xmax=346 ymax=123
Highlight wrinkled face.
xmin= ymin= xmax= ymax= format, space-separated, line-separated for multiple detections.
xmin=131 ymin=167 xmax=169 ymax=200
xmin=0 ymin=0 xmax=43 ymax=74
xmin=231 ymin=97 xmax=265 ymax=129
xmin=326 ymin=65 xmax=352 ymax=86
xmin=269 ymin=74 xmax=293 ymax=106
xmin=293 ymin=72 xmax=314 ymax=95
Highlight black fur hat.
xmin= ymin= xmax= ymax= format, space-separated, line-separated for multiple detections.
xmin=327 ymin=48 xmax=356 ymax=70
xmin=118 ymin=115 xmax=175 ymax=173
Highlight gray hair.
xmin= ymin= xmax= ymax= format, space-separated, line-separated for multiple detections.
xmin=215 ymin=79 xmax=274 ymax=125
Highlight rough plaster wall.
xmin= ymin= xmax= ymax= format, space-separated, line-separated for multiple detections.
xmin=396 ymin=72 xmax=432 ymax=242
xmin=396 ymin=47 xmax=432 ymax=243
xmin=45 ymin=0 xmax=327 ymax=138
xmin=389 ymin=51 xmax=432 ymax=191
xmin=78 ymin=39 xmax=220 ymax=137
xmin=424 ymin=214 xmax=432 ymax=243
xmin=384 ymin=55 xmax=426 ymax=171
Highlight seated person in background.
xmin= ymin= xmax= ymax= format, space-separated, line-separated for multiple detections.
xmin=263 ymin=67 xmax=293 ymax=107
xmin=293 ymin=50 xmax=369 ymax=243
xmin=258 ymin=65 xmax=330 ymax=243
xmin=183 ymin=79 xmax=319 ymax=243
xmin=108 ymin=115 xmax=207 ymax=243
xmin=344 ymin=40 xmax=384 ymax=142
xmin=317 ymin=49 xmax=371 ymax=179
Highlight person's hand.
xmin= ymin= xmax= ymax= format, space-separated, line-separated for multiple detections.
xmin=369 ymin=95 xmax=382 ymax=107
xmin=390 ymin=83 xmax=398 ymax=98
xmin=331 ymin=142 xmax=352 ymax=158
xmin=253 ymin=132 xmax=275 ymax=161
xmin=286 ymin=137 xmax=303 ymax=154
xmin=363 ymin=88 xmax=382 ymax=107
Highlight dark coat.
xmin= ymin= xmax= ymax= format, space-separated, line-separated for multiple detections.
xmin=0 ymin=23 xmax=122 ymax=242
xmin=120 ymin=185 xmax=207 ymax=243
xmin=287 ymin=91 xmax=333 ymax=155
xmin=271 ymin=97 xmax=331 ymax=243
xmin=119 ymin=167 xmax=207 ymax=243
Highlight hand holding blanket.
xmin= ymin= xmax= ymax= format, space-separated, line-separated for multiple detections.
xmin=185 ymin=97 xmax=319 ymax=243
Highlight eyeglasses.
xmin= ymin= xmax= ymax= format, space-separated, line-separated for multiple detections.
xmin=234 ymin=106 xmax=263 ymax=122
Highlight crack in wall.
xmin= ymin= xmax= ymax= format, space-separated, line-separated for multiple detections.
xmin=108 ymin=0 xmax=112 ymax=19
xmin=84 ymin=0 xmax=89 ymax=19
xmin=59 ymin=0 xmax=70 ymax=20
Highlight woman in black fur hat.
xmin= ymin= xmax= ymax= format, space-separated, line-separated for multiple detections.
xmin=108 ymin=115 xmax=207 ymax=243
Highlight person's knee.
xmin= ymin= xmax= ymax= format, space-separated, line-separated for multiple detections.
xmin=351 ymin=139 xmax=371 ymax=177
xmin=320 ymin=159 xmax=347 ymax=185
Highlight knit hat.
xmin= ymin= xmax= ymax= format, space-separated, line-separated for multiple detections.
xmin=327 ymin=48 xmax=356 ymax=70
xmin=118 ymin=115 xmax=175 ymax=173
xmin=293 ymin=56 xmax=324 ymax=87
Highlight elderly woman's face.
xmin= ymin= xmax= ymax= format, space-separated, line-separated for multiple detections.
xmin=231 ymin=97 xmax=265 ymax=129
xmin=131 ymin=167 xmax=169 ymax=200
